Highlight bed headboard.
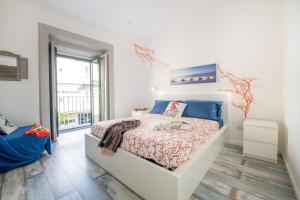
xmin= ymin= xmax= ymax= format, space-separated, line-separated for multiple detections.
xmin=157 ymin=94 xmax=229 ymax=125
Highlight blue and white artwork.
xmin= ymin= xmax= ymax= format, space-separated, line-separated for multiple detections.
xmin=170 ymin=63 xmax=216 ymax=85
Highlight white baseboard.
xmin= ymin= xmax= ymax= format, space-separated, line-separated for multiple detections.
xmin=282 ymin=154 xmax=300 ymax=200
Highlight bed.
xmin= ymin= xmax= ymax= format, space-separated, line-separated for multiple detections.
xmin=85 ymin=94 xmax=228 ymax=200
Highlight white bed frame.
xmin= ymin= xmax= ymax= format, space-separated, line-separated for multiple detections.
xmin=85 ymin=94 xmax=229 ymax=200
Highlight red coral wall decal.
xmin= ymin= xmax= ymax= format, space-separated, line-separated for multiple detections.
xmin=218 ymin=65 xmax=257 ymax=118
xmin=134 ymin=43 xmax=170 ymax=73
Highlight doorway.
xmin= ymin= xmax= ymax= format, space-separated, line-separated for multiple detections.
xmin=51 ymin=48 xmax=108 ymax=137
xmin=54 ymin=53 xmax=106 ymax=134
xmin=39 ymin=24 xmax=113 ymax=141
xmin=56 ymin=55 xmax=93 ymax=131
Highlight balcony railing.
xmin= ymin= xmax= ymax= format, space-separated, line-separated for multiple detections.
xmin=57 ymin=95 xmax=92 ymax=131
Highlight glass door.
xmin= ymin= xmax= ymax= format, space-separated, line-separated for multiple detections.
xmin=56 ymin=55 xmax=92 ymax=131
xmin=91 ymin=54 xmax=108 ymax=123
xmin=91 ymin=57 xmax=101 ymax=123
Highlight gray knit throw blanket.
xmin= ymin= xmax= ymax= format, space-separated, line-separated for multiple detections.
xmin=98 ymin=120 xmax=140 ymax=152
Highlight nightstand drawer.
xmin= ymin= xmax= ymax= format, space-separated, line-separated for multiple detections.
xmin=244 ymin=126 xmax=278 ymax=144
xmin=244 ymin=140 xmax=277 ymax=161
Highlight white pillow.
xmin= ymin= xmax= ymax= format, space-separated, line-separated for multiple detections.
xmin=163 ymin=102 xmax=187 ymax=118
xmin=0 ymin=114 xmax=5 ymax=125
xmin=0 ymin=114 xmax=18 ymax=135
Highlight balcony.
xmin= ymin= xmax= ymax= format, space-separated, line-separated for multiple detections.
xmin=56 ymin=56 xmax=101 ymax=132
xmin=57 ymin=95 xmax=92 ymax=131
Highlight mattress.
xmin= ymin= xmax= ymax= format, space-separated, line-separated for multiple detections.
xmin=91 ymin=114 xmax=219 ymax=169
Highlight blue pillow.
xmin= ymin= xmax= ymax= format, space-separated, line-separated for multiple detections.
xmin=182 ymin=100 xmax=223 ymax=126
xmin=150 ymin=100 xmax=171 ymax=114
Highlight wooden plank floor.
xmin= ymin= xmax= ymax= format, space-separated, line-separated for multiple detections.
xmin=0 ymin=129 xmax=297 ymax=200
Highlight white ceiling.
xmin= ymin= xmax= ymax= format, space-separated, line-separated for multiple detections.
xmin=22 ymin=0 xmax=214 ymax=40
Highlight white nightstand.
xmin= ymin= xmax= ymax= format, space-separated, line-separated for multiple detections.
xmin=131 ymin=109 xmax=149 ymax=117
xmin=243 ymin=119 xmax=278 ymax=163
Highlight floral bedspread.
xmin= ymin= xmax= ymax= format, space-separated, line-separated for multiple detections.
xmin=91 ymin=114 xmax=219 ymax=169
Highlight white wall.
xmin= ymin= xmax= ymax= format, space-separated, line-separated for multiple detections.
xmin=0 ymin=0 xmax=298 ymax=192
xmin=149 ymin=0 xmax=284 ymax=146
xmin=0 ymin=0 xmax=151 ymax=126
xmin=283 ymin=0 xmax=300 ymax=197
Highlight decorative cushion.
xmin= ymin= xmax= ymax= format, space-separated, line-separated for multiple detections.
xmin=182 ymin=100 xmax=223 ymax=123
xmin=0 ymin=114 xmax=5 ymax=125
xmin=0 ymin=114 xmax=18 ymax=135
xmin=163 ymin=102 xmax=187 ymax=118
xmin=150 ymin=100 xmax=171 ymax=114
xmin=0 ymin=114 xmax=5 ymax=135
